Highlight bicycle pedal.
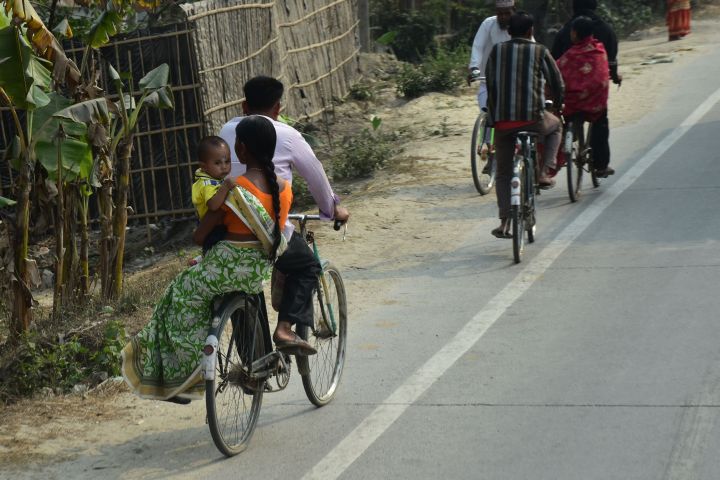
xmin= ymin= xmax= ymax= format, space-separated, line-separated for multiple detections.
xmin=251 ymin=351 xmax=281 ymax=374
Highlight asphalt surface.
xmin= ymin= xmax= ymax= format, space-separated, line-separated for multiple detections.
xmin=10 ymin=34 xmax=720 ymax=480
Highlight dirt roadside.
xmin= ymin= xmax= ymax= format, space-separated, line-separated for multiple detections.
xmin=2 ymin=13 xmax=720 ymax=473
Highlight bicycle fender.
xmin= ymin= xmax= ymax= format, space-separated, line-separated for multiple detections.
xmin=202 ymin=334 xmax=219 ymax=380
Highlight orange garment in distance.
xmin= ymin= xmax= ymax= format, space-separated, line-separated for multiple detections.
xmin=222 ymin=175 xmax=292 ymax=235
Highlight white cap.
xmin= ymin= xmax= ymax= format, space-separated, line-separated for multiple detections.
xmin=496 ymin=0 xmax=514 ymax=7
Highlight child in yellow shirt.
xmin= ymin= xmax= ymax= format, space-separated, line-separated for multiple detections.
xmin=191 ymin=136 xmax=235 ymax=252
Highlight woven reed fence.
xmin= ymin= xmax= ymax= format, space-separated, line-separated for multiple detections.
xmin=184 ymin=0 xmax=361 ymax=134
xmin=0 ymin=0 xmax=361 ymax=222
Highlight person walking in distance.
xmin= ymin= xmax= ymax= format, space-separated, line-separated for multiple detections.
xmin=219 ymin=76 xmax=350 ymax=356
xmin=468 ymin=0 xmax=515 ymax=111
xmin=486 ymin=11 xmax=564 ymax=239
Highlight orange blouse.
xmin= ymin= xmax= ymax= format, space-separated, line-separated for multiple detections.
xmin=223 ymin=175 xmax=292 ymax=235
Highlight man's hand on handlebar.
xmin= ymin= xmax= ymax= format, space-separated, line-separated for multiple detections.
xmin=333 ymin=205 xmax=350 ymax=227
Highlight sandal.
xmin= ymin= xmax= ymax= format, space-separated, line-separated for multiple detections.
xmin=491 ymin=227 xmax=512 ymax=239
xmin=274 ymin=332 xmax=317 ymax=356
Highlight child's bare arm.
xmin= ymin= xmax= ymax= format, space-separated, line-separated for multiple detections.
xmin=206 ymin=177 xmax=237 ymax=212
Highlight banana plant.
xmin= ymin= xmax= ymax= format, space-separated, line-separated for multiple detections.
xmin=104 ymin=63 xmax=173 ymax=299
xmin=56 ymin=64 xmax=174 ymax=299
xmin=0 ymin=14 xmax=55 ymax=335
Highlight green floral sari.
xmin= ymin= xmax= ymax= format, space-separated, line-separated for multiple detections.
xmin=121 ymin=186 xmax=280 ymax=400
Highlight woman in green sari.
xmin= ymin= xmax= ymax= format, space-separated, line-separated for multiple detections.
xmin=122 ymin=116 xmax=292 ymax=402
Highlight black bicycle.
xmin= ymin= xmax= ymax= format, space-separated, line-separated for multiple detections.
xmin=204 ymin=215 xmax=347 ymax=456
xmin=510 ymin=132 xmax=539 ymax=264
xmin=563 ymin=114 xmax=600 ymax=203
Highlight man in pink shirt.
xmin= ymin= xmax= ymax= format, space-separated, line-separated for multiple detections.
xmin=219 ymin=76 xmax=350 ymax=355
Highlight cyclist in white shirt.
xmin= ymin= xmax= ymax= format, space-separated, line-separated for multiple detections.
xmin=468 ymin=0 xmax=515 ymax=109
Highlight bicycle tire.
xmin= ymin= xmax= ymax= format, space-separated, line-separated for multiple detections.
xmin=206 ymin=294 xmax=266 ymax=457
xmin=470 ymin=114 xmax=495 ymax=195
xmin=512 ymin=161 xmax=525 ymax=264
xmin=525 ymin=153 xmax=536 ymax=244
xmin=297 ymin=264 xmax=347 ymax=407
xmin=587 ymin=125 xmax=600 ymax=188
xmin=565 ymin=122 xmax=580 ymax=203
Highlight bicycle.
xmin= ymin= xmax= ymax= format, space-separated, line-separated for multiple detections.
xmin=563 ymin=114 xmax=600 ymax=203
xmin=510 ymin=132 xmax=539 ymax=264
xmin=203 ymin=214 xmax=348 ymax=456
xmin=469 ymin=73 xmax=496 ymax=195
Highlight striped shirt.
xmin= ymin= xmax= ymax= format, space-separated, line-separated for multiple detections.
xmin=486 ymin=38 xmax=564 ymax=124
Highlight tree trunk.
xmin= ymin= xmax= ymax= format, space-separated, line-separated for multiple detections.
xmin=110 ymin=137 xmax=133 ymax=299
xmin=53 ymin=137 xmax=65 ymax=317
xmin=11 ymin=154 xmax=34 ymax=336
xmin=62 ymin=188 xmax=80 ymax=303
xmin=79 ymin=192 xmax=90 ymax=296
xmin=99 ymin=177 xmax=115 ymax=300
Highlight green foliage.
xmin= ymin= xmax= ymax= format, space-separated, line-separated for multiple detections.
xmin=33 ymin=93 xmax=95 ymax=182
xmin=331 ymin=128 xmax=397 ymax=179
xmin=291 ymin=173 xmax=314 ymax=209
xmin=7 ymin=320 xmax=127 ymax=399
xmin=396 ymin=47 xmax=467 ymax=98
xmin=598 ymin=1 xmax=654 ymax=36
xmin=349 ymin=82 xmax=374 ymax=102
xmin=0 ymin=196 xmax=16 ymax=207
xmin=0 ymin=26 xmax=53 ymax=110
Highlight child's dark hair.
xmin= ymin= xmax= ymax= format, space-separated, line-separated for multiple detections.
xmin=235 ymin=116 xmax=282 ymax=260
xmin=571 ymin=16 xmax=594 ymax=40
xmin=197 ymin=135 xmax=229 ymax=162
xmin=243 ymin=76 xmax=284 ymax=112
xmin=508 ymin=11 xmax=534 ymax=37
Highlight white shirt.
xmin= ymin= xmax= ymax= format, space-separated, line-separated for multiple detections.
xmin=469 ymin=16 xmax=511 ymax=77
xmin=219 ymin=115 xmax=339 ymax=235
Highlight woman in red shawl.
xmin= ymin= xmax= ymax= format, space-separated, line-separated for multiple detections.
xmin=556 ymin=16 xmax=614 ymax=177
xmin=667 ymin=0 xmax=691 ymax=41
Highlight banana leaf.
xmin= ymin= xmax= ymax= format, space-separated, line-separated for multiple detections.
xmin=0 ymin=26 xmax=52 ymax=110
xmin=0 ymin=196 xmax=16 ymax=207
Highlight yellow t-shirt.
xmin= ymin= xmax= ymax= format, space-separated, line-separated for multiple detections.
xmin=191 ymin=168 xmax=222 ymax=219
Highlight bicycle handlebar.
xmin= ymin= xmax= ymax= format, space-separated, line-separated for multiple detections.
xmin=288 ymin=213 xmax=346 ymax=231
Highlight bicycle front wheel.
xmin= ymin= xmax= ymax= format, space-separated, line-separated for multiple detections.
xmin=470 ymin=114 xmax=495 ymax=195
xmin=297 ymin=264 xmax=347 ymax=407
xmin=206 ymin=295 xmax=266 ymax=457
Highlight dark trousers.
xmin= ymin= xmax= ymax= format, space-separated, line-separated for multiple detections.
xmin=274 ymin=231 xmax=321 ymax=328
xmin=590 ymin=110 xmax=610 ymax=170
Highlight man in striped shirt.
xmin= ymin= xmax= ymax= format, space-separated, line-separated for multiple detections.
xmin=486 ymin=11 xmax=564 ymax=239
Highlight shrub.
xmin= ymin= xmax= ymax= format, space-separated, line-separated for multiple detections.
xmin=331 ymin=128 xmax=398 ymax=179
xmin=597 ymin=1 xmax=653 ymax=36
xmin=1 ymin=320 xmax=127 ymax=401
xmin=396 ymin=47 xmax=467 ymax=98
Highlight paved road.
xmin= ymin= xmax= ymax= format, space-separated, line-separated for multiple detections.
xmin=12 ymin=32 xmax=720 ymax=480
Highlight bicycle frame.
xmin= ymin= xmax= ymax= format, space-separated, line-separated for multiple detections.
xmin=288 ymin=214 xmax=338 ymax=334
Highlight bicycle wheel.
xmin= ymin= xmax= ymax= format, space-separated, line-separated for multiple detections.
xmin=470 ymin=114 xmax=495 ymax=195
xmin=511 ymin=162 xmax=525 ymax=264
xmin=297 ymin=264 xmax=347 ymax=407
xmin=587 ymin=125 xmax=600 ymax=188
xmin=206 ymin=294 xmax=266 ymax=457
xmin=565 ymin=122 xmax=580 ymax=203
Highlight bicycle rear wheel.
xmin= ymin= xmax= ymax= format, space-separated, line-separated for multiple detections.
xmin=565 ymin=122 xmax=580 ymax=203
xmin=512 ymin=162 xmax=526 ymax=264
xmin=470 ymin=114 xmax=495 ymax=195
xmin=206 ymin=294 xmax=266 ymax=457
xmin=297 ymin=264 xmax=347 ymax=407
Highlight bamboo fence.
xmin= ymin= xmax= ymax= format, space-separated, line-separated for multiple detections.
xmin=0 ymin=0 xmax=361 ymax=222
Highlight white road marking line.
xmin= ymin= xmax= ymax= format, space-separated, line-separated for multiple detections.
xmin=302 ymin=87 xmax=720 ymax=480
